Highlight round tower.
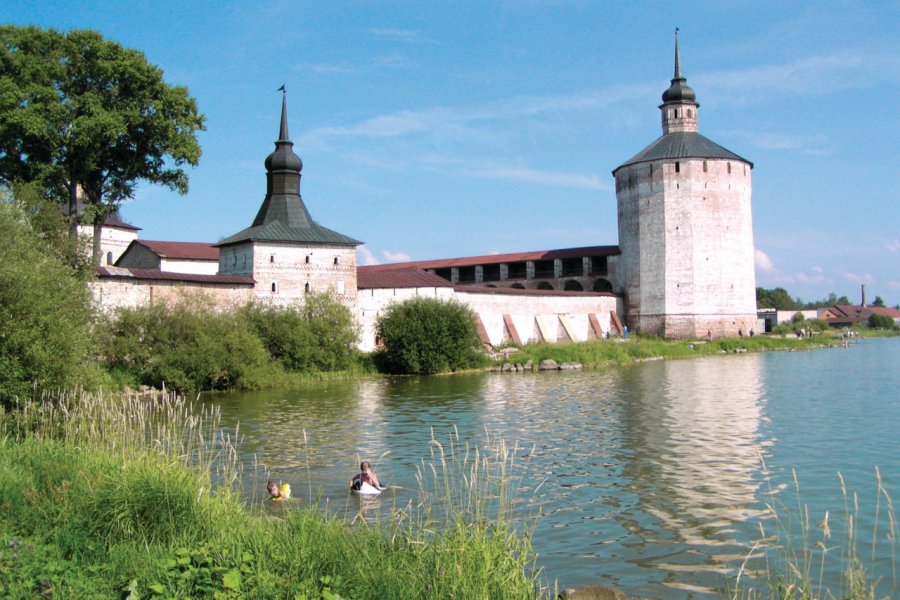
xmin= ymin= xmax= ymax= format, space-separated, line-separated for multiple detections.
xmin=612 ymin=32 xmax=757 ymax=338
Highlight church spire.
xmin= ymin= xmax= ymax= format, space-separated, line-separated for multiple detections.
xmin=278 ymin=88 xmax=290 ymax=141
xmin=660 ymin=29 xmax=699 ymax=134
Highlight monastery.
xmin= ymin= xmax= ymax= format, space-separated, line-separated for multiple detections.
xmin=91 ymin=38 xmax=758 ymax=351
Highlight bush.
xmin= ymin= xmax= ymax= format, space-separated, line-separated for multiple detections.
xmin=0 ymin=202 xmax=97 ymax=401
xmin=868 ymin=313 xmax=896 ymax=330
xmin=238 ymin=293 xmax=359 ymax=373
xmin=100 ymin=297 xmax=279 ymax=392
xmin=375 ymin=297 xmax=484 ymax=374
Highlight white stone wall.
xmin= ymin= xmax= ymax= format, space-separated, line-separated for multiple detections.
xmin=354 ymin=286 xmax=621 ymax=352
xmin=78 ymin=224 xmax=138 ymax=266
xmin=91 ymin=279 xmax=254 ymax=314
xmin=159 ymin=258 xmax=219 ymax=275
xmin=219 ymin=241 xmax=358 ymax=308
xmin=617 ymin=157 xmax=756 ymax=338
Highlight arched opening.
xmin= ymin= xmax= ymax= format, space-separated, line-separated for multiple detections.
xmin=536 ymin=282 xmax=554 ymax=290
xmin=106 ymin=251 xmax=113 ymax=265
xmin=563 ymin=280 xmax=583 ymax=291
xmin=333 ymin=257 xmax=339 ymax=265
xmin=271 ymin=281 xmax=277 ymax=293
xmin=305 ymin=255 xmax=311 ymax=264
xmin=593 ymin=278 xmax=613 ymax=293
xmin=304 ymin=282 xmax=311 ymax=293
xmin=510 ymin=283 xmax=525 ymax=289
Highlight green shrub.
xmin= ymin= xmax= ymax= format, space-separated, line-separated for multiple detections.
xmin=375 ymin=297 xmax=484 ymax=374
xmin=100 ymin=297 xmax=280 ymax=392
xmin=0 ymin=202 xmax=97 ymax=402
xmin=868 ymin=313 xmax=896 ymax=330
xmin=300 ymin=292 xmax=360 ymax=372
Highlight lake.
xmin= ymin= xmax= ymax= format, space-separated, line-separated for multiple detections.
xmin=206 ymin=337 xmax=899 ymax=598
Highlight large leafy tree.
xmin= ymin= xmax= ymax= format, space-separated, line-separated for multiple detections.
xmin=0 ymin=25 xmax=205 ymax=263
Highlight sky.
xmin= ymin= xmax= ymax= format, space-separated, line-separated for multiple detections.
xmin=5 ymin=1 xmax=899 ymax=305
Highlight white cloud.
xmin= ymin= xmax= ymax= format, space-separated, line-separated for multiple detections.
xmin=886 ymin=239 xmax=900 ymax=252
xmin=464 ymin=165 xmax=610 ymax=191
xmin=754 ymin=248 xmax=774 ymax=272
xmin=357 ymin=245 xmax=380 ymax=266
xmin=382 ymin=249 xmax=411 ymax=262
xmin=842 ymin=271 xmax=875 ymax=284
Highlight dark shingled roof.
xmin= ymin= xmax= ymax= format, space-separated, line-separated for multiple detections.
xmin=614 ymin=131 xmax=752 ymax=174
xmin=96 ymin=266 xmax=254 ymax=285
xmin=216 ymin=219 xmax=361 ymax=247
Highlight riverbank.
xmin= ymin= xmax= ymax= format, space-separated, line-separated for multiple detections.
xmin=489 ymin=330 xmax=894 ymax=372
xmin=0 ymin=391 xmax=543 ymax=599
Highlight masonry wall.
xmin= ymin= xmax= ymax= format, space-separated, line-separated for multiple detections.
xmin=79 ymin=225 xmax=138 ymax=266
xmin=617 ymin=158 xmax=756 ymax=338
xmin=219 ymin=241 xmax=358 ymax=307
xmin=355 ymin=286 xmax=621 ymax=352
xmin=91 ymin=279 xmax=255 ymax=314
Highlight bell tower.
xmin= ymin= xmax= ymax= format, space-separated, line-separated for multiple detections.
xmin=612 ymin=33 xmax=757 ymax=338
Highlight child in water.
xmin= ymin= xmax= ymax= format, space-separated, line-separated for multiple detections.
xmin=350 ymin=461 xmax=381 ymax=490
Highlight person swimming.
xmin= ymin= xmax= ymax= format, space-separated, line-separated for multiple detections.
xmin=267 ymin=479 xmax=290 ymax=500
xmin=349 ymin=461 xmax=380 ymax=490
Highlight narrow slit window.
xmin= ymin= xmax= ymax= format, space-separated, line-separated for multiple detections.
xmin=675 ymin=161 xmax=680 ymax=173
xmin=271 ymin=282 xmax=277 ymax=293
xmin=703 ymin=160 xmax=708 ymax=173
xmin=727 ymin=162 xmax=732 ymax=174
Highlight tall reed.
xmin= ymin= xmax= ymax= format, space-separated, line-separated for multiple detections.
xmin=730 ymin=457 xmax=897 ymax=599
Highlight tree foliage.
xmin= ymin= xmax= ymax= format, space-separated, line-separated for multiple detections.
xmin=867 ymin=313 xmax=896 ymax=330
xmin=238 ymin=293 xmax=359 ymax=373
xmin=375 ymin=297 xmax=484 ymax=375
xmin=0 ymin=25 xmax=205 ymax=263
xmin=756 ymin=287 xmax=797 ymax=310
xmin=0 ymin=201 xmax=97 ymax=401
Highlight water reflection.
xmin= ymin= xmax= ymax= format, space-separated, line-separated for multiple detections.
xmin=203 ymin=339 xmax=900 ymax=599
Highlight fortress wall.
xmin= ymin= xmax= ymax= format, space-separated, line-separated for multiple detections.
xmin=90 ymin=279 xmax=255 ymax=314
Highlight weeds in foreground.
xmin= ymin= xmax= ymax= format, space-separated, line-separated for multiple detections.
xmin=0 ymin=390 xmax=544 ymax=599
xmin=730 ymin=456 xmax=897 ymax=599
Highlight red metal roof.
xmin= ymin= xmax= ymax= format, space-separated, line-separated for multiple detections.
xmin=135 ymin=240 xmax=219 ymax=261
xmin=452 ymin=286 xmax=615 ymax=298
xmin=357 ymin=267 xmax=451 ymax=289
xmin=96 ymin=266 xmax=253 ymax=285
xmin=360 ymin=245 xmax=620 ymax=271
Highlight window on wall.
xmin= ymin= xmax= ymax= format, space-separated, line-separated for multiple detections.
xmin=305 ymin=255 xmax=310 ymax=264
xmin=703 ymin=160 xmax=708 ymax=172
xmin=688 ymin=108 xmax=693 ymax=118
xmin=305 ymin=282 xmax=311 ymax=293
xmin=106 ymin=251 xmax=113 ymax=265
xmin=333 ymin=257 xmax=339 ymax=265
xmin=727 ymin=162 xmax=732 ymax=174
xmin=675 ymin=161 xmax=680 ymax=173
xmin=270 ymin=254 xmax=275 ymax=263
xmin=271 ymin=282 xmax=277 ymax=293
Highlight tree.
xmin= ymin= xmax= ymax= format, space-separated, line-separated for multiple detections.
xmin=872 ymin=295 xmax=885 ymax=308
xmin=375 ymin=297 xmax=484 ymax=375
xmin=0 ymin=26 xmax=205 ymax=264
xmin=756 ymin=287 xmax=797 ymax=310
xmin=0 ymin=201 xmax=97 ymax=401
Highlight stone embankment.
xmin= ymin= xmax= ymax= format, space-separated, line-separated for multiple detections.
xmin=485 ymin=359 xmax=583 ymax=373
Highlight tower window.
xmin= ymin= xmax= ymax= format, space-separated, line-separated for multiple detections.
xmin=675 ymin=161 xmax=680 ymax=173
xmin=703 ymin=160 xmax=708 ymax=172
xmin=106 ymin=251 xmax=113 ymax=265
xmin=727 ymin=162 xmax=732 ymax=174
xmin=305 ymin=282 xmax=311 ymax=293
xmin=674 ymin=108 xmax=679 ymax=118
xmin=271 ymin=282 xmax=277 ymax=293
xmin=270 ymin=254 xmax=275 ymax=263
xmin=334 ymin=257 xmax=339 ymax=265
xmin=688 ymin=108 xmax=693 ymax=118
xmin=305 ymin=255 xmax=310 ymax=264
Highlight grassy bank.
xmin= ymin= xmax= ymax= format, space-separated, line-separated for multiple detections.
xmin=0 ymin=392 xmax=543 ymax=599
xmin=497 ymin=333 xmax=845 ymax=370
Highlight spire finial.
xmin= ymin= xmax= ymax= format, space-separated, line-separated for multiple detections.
xmin=277 ymin=85 xmax=289 ymax=141
xmin=674 ymin=28 xmax=682 ymax=79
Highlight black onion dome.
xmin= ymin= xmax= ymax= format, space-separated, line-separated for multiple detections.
xmin=265 ymin=94 xmax=303 ymax=172
xmin=661 ymin=30 xmax=697 ymax=104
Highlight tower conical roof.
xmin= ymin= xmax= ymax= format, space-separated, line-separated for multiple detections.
xmin=216 ymin=93 xmax=361 ymax=248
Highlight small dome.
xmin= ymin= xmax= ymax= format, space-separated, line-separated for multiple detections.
xmin=265 ymin=143 xmax=303 ymax=173
xmin=662 ymin=77 xmax=696 ymax=104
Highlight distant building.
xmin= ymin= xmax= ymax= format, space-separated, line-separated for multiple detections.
xmin=821 ymin=305 xmax=900 ymax=327
xmin=116 ymin=240 xmax=219 ymax=275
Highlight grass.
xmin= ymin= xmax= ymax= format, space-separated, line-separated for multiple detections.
xmin=0 ymin=390 xmax=544 ymax=599
xmin=729 ymin=457 xmax=897 ymax=600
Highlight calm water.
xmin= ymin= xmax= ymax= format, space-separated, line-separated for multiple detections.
xmin=206 ymin=337 xmax=900 ymax=598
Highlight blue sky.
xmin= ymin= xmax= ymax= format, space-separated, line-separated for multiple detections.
xmin=6 ymin=1 xmax=899 ymax=305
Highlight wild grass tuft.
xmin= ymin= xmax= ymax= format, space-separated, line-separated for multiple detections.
xmin=729 ymin=457 xmax=897 ymax=599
